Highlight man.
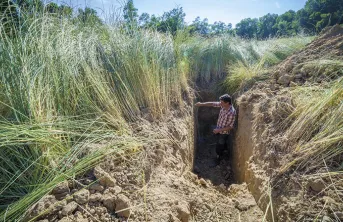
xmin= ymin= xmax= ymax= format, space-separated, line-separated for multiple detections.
xmin=195 ymin=94 xmax=236 ymax=166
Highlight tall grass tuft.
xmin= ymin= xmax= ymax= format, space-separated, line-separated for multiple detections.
xmin=281 ymin=78 xmax=343 ymax=173
xmin=0 ymin=10 xmax=187 ymax=220
xmin=103 ymin=28 xmax=183 ymax=119
xmin=178 ymin=35 xmax=243 ymax=83
xmin=0 ymin=117 xmax=141 ymax=221
xmin=178 ymin=34 xmax=312 ymax=87
xmin=222 ymin=36 xmax=313 ymax=93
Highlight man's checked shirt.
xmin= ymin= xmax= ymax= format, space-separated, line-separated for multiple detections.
xmin=213 ymin=102 xmax=236 ymax=134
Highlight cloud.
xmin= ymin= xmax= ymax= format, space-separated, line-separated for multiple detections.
xmin=275 ymin=2 xmax=281 ymax=8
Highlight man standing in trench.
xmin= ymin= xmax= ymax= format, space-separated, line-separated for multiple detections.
xmin=195 ymin=94 xmax=236 ymax=166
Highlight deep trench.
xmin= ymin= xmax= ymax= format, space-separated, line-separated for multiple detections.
xmin=192 ymin=91 xmax=272 ymax=221
xmin=192 ymin=102 xmax=235 ymax=186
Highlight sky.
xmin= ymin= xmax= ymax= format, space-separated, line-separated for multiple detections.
xmin=51 ymin=0 xmax=308 ymax=27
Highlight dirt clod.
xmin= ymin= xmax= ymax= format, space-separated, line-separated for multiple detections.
xmin=61 ymin=201 xmax=78 ymax=216
xmin=103 ymin=194 xmax=116 ymax=211
xmin=115 ymin=194 xmax=131 ymax=218
xmin=176 ymin=201 xmax=190 ymax=222
xmin=94 ymin=166 xmax=116 ymax=187
xmin=73 ymin=189 xmax=89 ymax=205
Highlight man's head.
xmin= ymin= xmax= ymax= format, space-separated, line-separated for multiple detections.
xmin=219 ymin=94 xmax=232 ymax=105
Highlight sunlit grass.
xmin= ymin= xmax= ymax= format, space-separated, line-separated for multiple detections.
xmin=177 ymin=33 xmax=313 ymax=92
xmin=0 ymin=5 xmax=322 ymax=221
xmin=0 ymin=118 xmax=141 ymax=221
xmin=0 ymin=11 xmax=186 ymax=220
xmin=293 ymin=59 xmax=343 ymax=81
xmin=281 ymin=78 xmax=343 ymax=173
xmin=223 ymin=60 xmax=267 ymax=94
xmin=222 ymin=36 xmax=314 ymax=93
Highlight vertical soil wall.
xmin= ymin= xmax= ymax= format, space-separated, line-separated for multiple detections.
xmin=232 ymin=97 xmax=272 ymax=221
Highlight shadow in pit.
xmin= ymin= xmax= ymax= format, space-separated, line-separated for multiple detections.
xmin=193 ymin=106 xmax=234 ymax=186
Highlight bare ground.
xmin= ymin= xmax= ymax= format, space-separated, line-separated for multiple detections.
xmin=28 ymin=109 xmax=264 ymax=222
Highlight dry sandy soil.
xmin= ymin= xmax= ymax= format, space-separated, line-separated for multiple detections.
xmin=27 ymin=107 xmax=264 ymax=222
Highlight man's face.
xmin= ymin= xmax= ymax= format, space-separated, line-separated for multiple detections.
xmin=220 ymin=100 xmax=230 ymax=108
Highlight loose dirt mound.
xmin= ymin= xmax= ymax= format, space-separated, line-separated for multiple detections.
xmin=274 ymin=25 xmax=343 ymax=86
xmin=233 ymin=25 xmax=343 ymax=221
xmin=28 ymin=109 xmax=263 ymax=222
xmin=236 ymin=90 xmax=343 ymax=221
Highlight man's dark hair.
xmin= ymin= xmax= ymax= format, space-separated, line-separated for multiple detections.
xmin=219 ymin=94 xmax=232 ymax=104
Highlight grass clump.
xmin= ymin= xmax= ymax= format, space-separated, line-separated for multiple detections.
xmin=223 ymin=60 xmax=267 ymax=93
xmin=222 ymin=36 xmax=313 ymax=93
xmin=292 ymin=59 xmax=343 ymax=80
xmin=0 ymin=11 xmax=187 ymax=220
xmin=177 ymin=35 xmax=241 ymax=83
xmin=0 ymin=118 xmax=141 ymax=221
xmin=281 ymin=78 xmax=343 ymax=173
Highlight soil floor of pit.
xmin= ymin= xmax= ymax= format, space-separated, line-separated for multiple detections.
xmin=193 ymin=134 xmax=233 ymax=186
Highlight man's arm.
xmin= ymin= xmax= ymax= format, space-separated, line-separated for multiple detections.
xmin=195 ymin=102 xmax=217 ymax=107
xmin=213 ymin=126 xmax=233 ymax=134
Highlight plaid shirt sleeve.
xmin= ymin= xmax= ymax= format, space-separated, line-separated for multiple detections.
xmin=213 ymin=102 xmax=221 ymax=107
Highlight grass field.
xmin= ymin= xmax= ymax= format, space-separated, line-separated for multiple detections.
xmin=0 ymin=11 xmax=315 ymax=221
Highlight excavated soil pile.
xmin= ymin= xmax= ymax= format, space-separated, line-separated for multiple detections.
xmin=234 ymin=25 xmax=343 ymax=222
xmin=274 ymin=24 xmax=343 ymax=87
xmin=27 ymin=107 xmax=263 ymax=222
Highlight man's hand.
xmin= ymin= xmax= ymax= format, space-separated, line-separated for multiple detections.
xmin=213 ymin=128 xmax=221 ymax=134
xmin=195 ymin=102 xmax=202 ymax=107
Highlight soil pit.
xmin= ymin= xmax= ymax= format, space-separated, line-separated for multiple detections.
xmin=26 ymin=107 xmax=264 ymax=222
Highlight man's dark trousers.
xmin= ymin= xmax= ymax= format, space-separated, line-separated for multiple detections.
xmin=216 ymin=133 xmax=229 ymax=160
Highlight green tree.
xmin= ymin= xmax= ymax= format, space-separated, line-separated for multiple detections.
xmin=157 ymin=7 xmax=185 ymax=35
xmin=45 ymin=3 xmax=73 ymax=18
xmin=257 ymin=13 xmax=278 ymax=39
xmin=45 ymin=2 xmax=58 ymax=14
xmin=58 ymin=5 xmax=73 ymax=18
xmin=77 ymin=7 xmax=102 ymax=25
xmin=296 ymin=9 xmax=313 ymax=33
xmin=235 ymin=18 xmax=258 ymax=38
xmin=211 ymin=21 xmax=231 ymax=35
xmin=147 ymin=14 xmax=161 ymax=29
xmin=188 ymin=16 xmax=210 ymax=35
xmin=138 ymin=12 xmax=150 ymax=28
xmin=302 ymin=0 xmax=343 ymax=32
xmin=123 ymin=0 xmax=138 ymax=25
xmin=274 ymin=10 xmax=298 ymax=36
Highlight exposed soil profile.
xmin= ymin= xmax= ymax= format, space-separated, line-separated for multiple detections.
xmin=27 ymin=108 xmax=264 ymax=222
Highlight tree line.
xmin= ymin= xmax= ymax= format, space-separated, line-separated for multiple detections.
xmin=0 ymin=0 xmax=102 ymax=32
xmin=1 ymin=0 xmax=343 ymax=39
xmin=236 ymin=0 xmax=343 ymax=39
xmin=128 ymin=0 xmax=343 ymax=38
